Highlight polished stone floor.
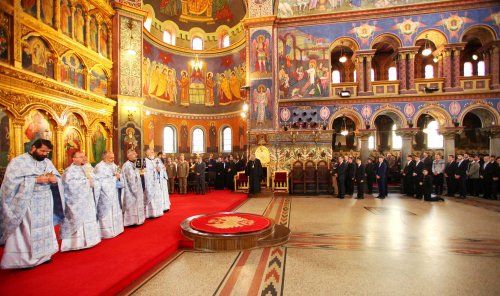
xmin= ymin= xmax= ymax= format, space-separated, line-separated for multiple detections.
xmin=131 ymin=194 xmax=500 ymax=296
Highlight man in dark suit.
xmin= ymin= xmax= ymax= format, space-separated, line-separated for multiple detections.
xmin=215 ymin=156 xmax=225 ymax=190
xmin=492 ymin=156 xmax=500 ymax=200
xmin=445 ymin=155 xmax=457 ymax=197
xmin=480 ymin=155 xmax=493 ymax=199
xmin=207 ymin=153 xmax=217 ymax=172
xmin=225 ymin=155 xmax=236 ymax=190
xmin=365 ymin=158 xmax=375 ymax=195
xmin=336 ymin=157 xmax=347 ymax=199
xmin=421 ymin=152 xmax=433 ymax=174
xmin=354 ymin=158 xmax=365 ymax=199
xmin=376 ymin=156 xmax=387 ymax=198
xmin=402 ymin=155 xmax=415 ymax=197
xmin=454 ymin=154 xmax=468 ymax=198
xmin=346 ymin=156 xmax=356 ymax=196
xmin=194 ymin=155 xmax=206 ymax=194
xmin=413 ymin=155 xmax=424 ymax=199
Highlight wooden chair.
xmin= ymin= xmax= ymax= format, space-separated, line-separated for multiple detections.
xmin=234 ymin=171 xmax=249 ymax=192
xmin=304 ymin=160 xmax=317 ymax=194
xmin=272 ymin=170 xmax=289 ymax=193
xmin=291 ymin=160 xmax=304 ymax=194
xmin=317 ymin=160 xmax=331 ymax=194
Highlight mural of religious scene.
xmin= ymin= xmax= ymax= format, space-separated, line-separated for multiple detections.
xmin=99 ymin=23 xmax=108 ymax=58
xmin=277 ymin=0 xmax=450 ymax=18
xmin=22 ymin=36 xmax=55 ymax=78
xmin=22 ymin=0 xmax=37 ymax=18
xmin=180 ymin=120 xmax=189 ymax=153
xmin=60 ymin=0 xmax=72 ymax=37
xmin=90 ymin=67 xmax=109 ymax=96
xmin=142 ymin=40 xmax=246 ymax=112
xmin=278 ymin=29 xmax=330 ymax=99
xmin=91 ymin=124 xmax=107 ymax=165
xmin=40 ymin=0 xmax=54 ymax=26
xmin=250 ymin=30 xmax=271 ymax=78
xmin=22 ymin=110 xmax=53 ymax=155
xmin=64 ymin=127 xmax=82 ymax=168
xmin=251 ymin=79 xmax=273 ymax=130
xmin=0 ymin=110 xmax=10 ymax=169
xmin=0 ymin=12 xmax=10 ymax=62
xmin=145 ymin=0 xmax=246 ymax=32
xmin=74 ymin=5 xmax=86 ymax=44
xmin=121 ymin=124 xmax=141 ymax=161
xmin=89 ymin=16 xmax=98 ymax=52
xmin=60 ymin=54 xmax=85 ymax=89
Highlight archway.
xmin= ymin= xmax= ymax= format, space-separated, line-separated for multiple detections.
xmin=460 ymin=26 xmax=496 ymax=77
xmin=330 ymin=37 xmax=359 ymax=84
xmin=374 ymin=115 xmax=394 ymax=152
xmin=415 ymin=113 xmax=444 ymax=150
xmin=371 ymin=34 xmax=402 ymax=81
xmin=331 ymin=116 xmax=356 ymax=151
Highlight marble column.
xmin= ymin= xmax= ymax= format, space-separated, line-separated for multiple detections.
xmin=443 ymin=48 xmax=453 ymax=92
xmin=406 ymin=52 xmax=417 ymax=94
xmin=12 ymin=119 xmax=25 ymax=157
xmin=396 ymin=128 xmax=417 ymax=170
xmin=488 ymin=127 xmax=500 ymax=156
xmin=490 ymin=45 xmax=500 ymax=90
xmin=364 ymin=55 xmax=374 ymax=95
xmin=398 ymin=52 xmax=407 ymax=93
xmin=357 ymin=130 xmax=373 ymax=162
xmin=440 ymin=128 xmax=461 ymax=158
xmin=355 ymin=55 xmax=365 ymax=94
xmin=452 ymin=48 xmax=463 ymax=91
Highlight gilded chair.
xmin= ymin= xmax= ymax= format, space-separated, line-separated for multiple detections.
xmin=272 ymin=170 xmax=289 ymax=193
xmin=234 ymin=171 xmax=249 ymax=192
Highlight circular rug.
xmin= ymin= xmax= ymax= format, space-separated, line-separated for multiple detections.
xmin=190 ymin=213 xmax=272 ymax=234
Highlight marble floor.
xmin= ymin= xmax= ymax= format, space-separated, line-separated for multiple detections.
xmin=130 ymin=194 xmax=500 ymax=296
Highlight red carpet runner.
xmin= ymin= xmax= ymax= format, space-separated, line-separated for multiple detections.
xmin=0 ymin=191 xmax=247 ymax=296
xmin=190 ymin=213 xmax=271 ymax=234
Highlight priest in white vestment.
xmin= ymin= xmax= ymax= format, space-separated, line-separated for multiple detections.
xmin=0 ymin=139 xmax=64 ymax=269
xmin=156 ymin=152 xmax=171 ymax=212
xmin=94 ymin=151 xmax=124 ymax=238
xmin=121 ymin=150 xmax=145 ymax=226
xmin=144 ymin=149 xmax=164 ymax=218
xmin=60 ymin=151 xmax=101 ymax=251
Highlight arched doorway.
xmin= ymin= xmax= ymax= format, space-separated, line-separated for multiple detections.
xmin=374 ymin=115 xmax=394 ymax=152
xmin=332 ymin=116 xmax=356 ymax=151
xmin=458 ymin=111 xmax=491 ymax=150
xmin=415 ymin=114 xmax=444 ymax=150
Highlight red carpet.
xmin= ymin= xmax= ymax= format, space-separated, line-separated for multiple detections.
xmin=190 ymin=213 xmax=271 ymax=234
xmin=0 ymin=191 xmax=247 ymax=296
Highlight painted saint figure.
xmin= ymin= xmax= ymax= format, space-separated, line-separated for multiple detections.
xmin=253 ymin=84 xmax=271 ymax=126
xmin=252 ymin=35 xmax=270 ymax=73
xmin=205 ymin=72 xmax=215 ymax=106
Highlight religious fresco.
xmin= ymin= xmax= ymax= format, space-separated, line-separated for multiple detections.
xmin=40 ymin=0 xmax=54 ymax=26
xmin=250 ymin=79 xmax=273 ymax=130
xmin=277 ymin=0 xmax=450 ymax=18
xmin=60 ymin=0 xmax=72 ymax=37
xmin=0 ymin=11 xmax=10 ymax=62
xmin=89 ymin=16 xmax=99 ymax=52
xmin=180 ymin=120 xmax=188 ymax=153
xmin=250 ymin=30 xmax=272 ymax=79
xmin=91 ymin=124 xmax=107 ymax=165
xmin=63 ymin=127 xmax=82 ymax=168
xmin=22 ymin=0 xmax=37 ymax=18
xmin=119 ymin=17 xmax=141 ymax=97
xmin=60 ymin=54 xmax=85 ymax=89
xmin=144 ymin=0 xmax=246 ymax=32
xmin=0 ymin=110 xmax=10 ymax=168
xmin=74 ymin=5 xmax=86 ymax=44
xmin=121 ymin=123 xmax=141 ymax=161
xmin=90 ymin=67 xmax=108 ymax=96
xmin=142 ymin=39 xmax=246 ymax=113
xmin=22 ymin=36 xmax=54 ymax=78
xmin=22 ymin=109 xmax=53 ymax=154
xmin=99 ymin=23 xmax=109 ymax=58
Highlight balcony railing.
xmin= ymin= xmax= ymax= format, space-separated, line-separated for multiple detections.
xmin=331 ymin=82 xmax=358 ymax=98
xmin=460 ymin=75 xmax=490 ymax=92
xmin=371 ymin=80 xmax=399 ymax=96
xmin=415 ymin=78 xmax=445 ymax=94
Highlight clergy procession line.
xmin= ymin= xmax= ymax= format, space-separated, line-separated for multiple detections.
xmin=0 ymin=139 xmax=174 ymax=269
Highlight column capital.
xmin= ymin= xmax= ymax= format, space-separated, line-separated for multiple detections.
xmin=481 ymin=126 xmax=500 ymax=138
xmin=357 ymin=129 xmax=375 ymax=139
xmin=395 ymin=128 xmax=419 ymax=138
xmin=438 ymin=127 xmax=462 ymax=138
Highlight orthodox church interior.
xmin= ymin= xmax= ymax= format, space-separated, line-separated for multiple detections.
xmin=0 ymin=0 xmax=499 ymax=295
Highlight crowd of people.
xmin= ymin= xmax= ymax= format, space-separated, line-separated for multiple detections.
xmin=0 ymin=139 xmax=256 ymax=269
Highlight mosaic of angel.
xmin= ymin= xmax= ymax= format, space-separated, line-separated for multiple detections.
xmin=253 ymin=84 xmax=271 ymax=126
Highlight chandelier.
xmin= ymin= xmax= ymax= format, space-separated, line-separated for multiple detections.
xmin=340 ymin=115 xmax=348 ymax=136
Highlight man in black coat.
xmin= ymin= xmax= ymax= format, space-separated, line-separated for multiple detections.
xmin=365 ymin=158 xmax=375 ymax=195
xmin=215 ymin=156 xmax=225 ymax=190
xmin=376 ymin=156 xmax=388 ymax=198
xmin=336 ymin=157 xmax=347 ymax=199
xmin=225 ymin=155 xmax=236 ymax=190
xmin=480 ymin=155 xmax=494 ymax=199
xmin=402 ymin=155 xmax=415 ymax=197
xmin=354 ymin=158 xmax=365 ymax=199
xmin=346 ymin=156 xmax=356 ymax=196
xmin=246 ymin=153 xmax=263 ymax=194
xmin=413 ymin=155 xmax=424 ymax=199
xmin=421 ymin=152 xmax=433 ymax=174
xmin=194 ymin=155 xmax=206 ymax=195
xmin=454 ymin=154 xmax=468 ymax=198
xmin=445 ymin=155 xmax=457 ymax=197
xmin=492 ymin=156 xmax=500 ymax=200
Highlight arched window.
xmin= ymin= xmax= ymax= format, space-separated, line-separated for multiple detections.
xmin=163 ymin=31 xmax=172 ymax=44
xmin=368 ymin=135 xmax=375 ymax=150
xmin=222 ymin=127 xmax=232 ymax=152
xmin=463 ymin=62 xmax=473 ymax=77
xmin=192 ymin=37 xmax=203 ymax=50
xmin=424 ymin=65 xmax=434 ymax=79
xmin=353 ymin=70 xmax=356 ymax=82
xmin=192 ymin=128 xmax=205 ymax=153
xmin=425 ymin=121 xmax=443 ymax=149
xmin=392 ymin=124 xmax=402 ymax=150
xmin=370 ymin=68 xmax=375 ymax=82
xmin=222 ymin=34 xmax=230 ymax=48
xmin=332 ymin=70 xmax=341 ymax=83
xmin=163 ymin=126 xmax=176 ymax=153
xmin=388 ymin=67 xmax=397 ymax=81
xmin=477 ymin=61 xmax=485 ymax=76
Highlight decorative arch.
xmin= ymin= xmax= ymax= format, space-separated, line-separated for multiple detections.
xmin=19 ymin=104 xmax=61 ymax=125
xmin=327 ymin=108 xmax=364 ymax=131
xmin=59 ymin=52 xmax=87 ymax=89
xmin=413 ymin=105 xmax=452 ymax=128
xmin=458 ymin=103 xmax=500 ymax=128
xmin=414 ymin=29 xmax=448 ymax=48
xmin=370 ymin=33 xmax=402 ymax=49
xmin=330 ymin=37 xmax=360 ymax=52
xmin=460 ymin=25 xmax=497 ymax=45
xmin=369 ymin=107 xmax=406 ymax=128
xmin=60 ymin=108 xmax=90 ymax=129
